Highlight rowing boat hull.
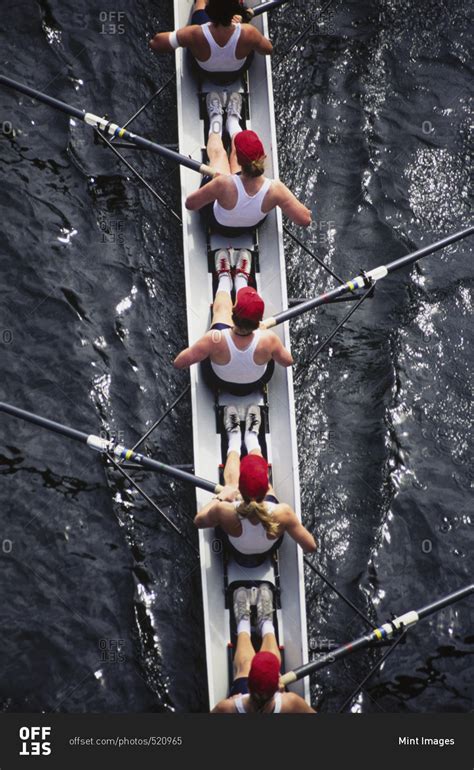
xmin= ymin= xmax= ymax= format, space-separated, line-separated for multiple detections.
xmin=173 ymin=0 xmax=309 ymax=709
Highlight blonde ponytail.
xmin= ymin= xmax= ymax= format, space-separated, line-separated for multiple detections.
xmin=237 ymin=500 xmax=280 ymax=538
xmin=241 ymin=156 xmax=266 ymax=178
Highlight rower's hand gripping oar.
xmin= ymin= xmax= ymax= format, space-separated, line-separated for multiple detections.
xmin=0 ymin=75 xmax=217 ymax=178
xmin=0 ymin=401 xmax=222 ymax=494
xmin=263 ymin=226 xmax=474 ymax=329
xmin=281 ymin=583 xmax=474 ymax=685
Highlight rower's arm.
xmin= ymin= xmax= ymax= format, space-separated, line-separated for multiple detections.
xmin=283 ymin=506 xmax=317 ymax=552
xmin=270 ymin=334 xmax=294 ymax=367
xmin=185 ymin=177 xmax=222 ymax=211
xmin=149 ymin=26 xmax=193 ymax=53
xmin=247 ymin=26 xmax=273 ymax=55
xmin=194 ymin=500 xmax=235 ymax=528
xmin=173 ymin=334 xmax=211 ymax=368
xmin=194 ymin=500 xmax=220 ymax=528
xmin=275 ymin=181 xmax=312 ymax=227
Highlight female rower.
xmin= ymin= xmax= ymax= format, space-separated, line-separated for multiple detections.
xmin=150 ymin=0 xmax=272 ymax=86
xmin=194 ymin=404 xmax=317 ymax=556
xmin=185 ymin=124 xmax=312 ymax=237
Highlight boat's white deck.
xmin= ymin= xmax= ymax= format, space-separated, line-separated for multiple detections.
xmin=173 ymin=0 xmax=309 ymax=708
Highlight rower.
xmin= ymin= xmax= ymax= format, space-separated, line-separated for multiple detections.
xmin=174 ymin=264 xmax=292 ymax=394
xmin=194 ymin=416 xmax=317 ymax=556
xmin=186 ymin=126 xmax=312 ymax=236
xmin=212 ymin=588 xmax=316 ymax=713
xmin=149 ymin=0 xmax=272 ymax=86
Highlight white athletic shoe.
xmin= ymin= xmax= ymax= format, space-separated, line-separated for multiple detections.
xmin=215 ymin=248 xmax=232 ymax=277
xmin=256 ymin=583 xmax=274 ymax=628
xmin=233 ymin=586 xmax=251 ymax=626
xmin=245 ymin=404 xmax=261 ymax=435
xmin=206 ymin=91 xmax=225 ymax=134
xmin=235 ymin=249 xmax=252 ymax=281
xmin=224 ymin=405 xmax=240 ymax=434
xmin=226 ymin=91 xmax=243 ymax=120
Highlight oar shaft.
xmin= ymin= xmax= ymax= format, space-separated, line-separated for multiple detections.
xmin=0 ymin=75 xmax=86 ymax=120
xmin=282 ymin=635 xmax=371 ymax=685
xmin=0 ymin=401 xmax=219 ymax=493
xmin=0 ymin=401 xmax=89 ymax=442
xmin=264 ymin=282 xmax=349 ymax=327
xmin=0 ymin=75 xmax=215 ymax=176
xmin=385 ymin=226 xmax=474 ymax=274
xmin=281 ymin=584 xmax=474 ymax=685
xmin=252 ymin=0 xmax=290 ymax=16
xmin=416 ymin=584 xmax=474 ymax=621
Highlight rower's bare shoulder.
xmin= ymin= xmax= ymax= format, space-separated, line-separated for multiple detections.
xmin=282 ymin=692 xmax=317 ymax=713
xmin=269 ymin=179 xmax=290 ymax=201
xmin=273 ymin=502 xmax=294 ymax=521
xmin=240 ymin=23 xmax=258 ymax=37
xmin=211 ymin=698 xmax=236 ymax=714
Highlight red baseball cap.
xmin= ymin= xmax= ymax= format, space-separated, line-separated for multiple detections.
xmin=248 ymin=652 xmax=280 ymax=697
xmin=233 ymin=286 xmax=264 ymax=324
xmin=234 ymin=130 xmax=265 ymax=165
xmin=239 ymin=454 xmax=268 ymax=501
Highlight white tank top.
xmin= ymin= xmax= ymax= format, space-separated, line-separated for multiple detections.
xmin=198 ymin=23 xmax=246 ymax=72
xmin=214 ymin=175 xmax=272 ymax=229
xmin=234 ymin=692 xmax=282 ymax=713
xmin=210 ymin=328 xmax=268 ymax=384
xmin=227 ymin=501 xmax=277 ymax=554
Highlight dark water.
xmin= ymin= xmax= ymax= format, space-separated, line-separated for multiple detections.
xmin=0 ymin=1 xmax=472 ymax=714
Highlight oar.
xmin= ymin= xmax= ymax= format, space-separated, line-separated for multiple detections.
xmin=281 ymin=583 xmax=474 ymax=685
xmin=0 ymin=402 xmax=220 ymax=494
xmin=263 ymin=225 xmax=474 ymax=328
xmin=250 ymin=0 xmax=292 ymax=16
xmin=0 ymin=75 xmax=216 ymax=177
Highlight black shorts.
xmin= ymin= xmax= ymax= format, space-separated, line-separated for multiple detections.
xmin=229 ymin=677 xmax=249 ymax=697
xmin=201 ymin=356 xmax=275 ymax=397
xmin=191 ymin=10 xmax=210 ymax=24
xmin=210 ymin=322 xmax=232 ymax=331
